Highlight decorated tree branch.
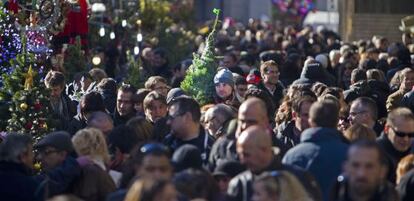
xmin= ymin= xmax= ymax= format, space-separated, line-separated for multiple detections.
xmin=180 ymin=9 xmax=220 ymax=105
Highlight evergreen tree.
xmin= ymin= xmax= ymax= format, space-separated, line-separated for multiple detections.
xmin=63 ymin=36 xmax=87 ymax=81
xmin=0 ymin=5 xmax=22 ymax=79
xmin=0 ymin=36 xmax=52 ymax=141
xmin=181 ymin=9 xmax=220 ymax=105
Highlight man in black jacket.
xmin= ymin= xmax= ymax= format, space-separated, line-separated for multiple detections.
xmin=45 ymin=71 xmax=77 ymax=130
xmin=113 ymin=84 xmax=136 ymax=126
xmin=226 ymin=125 xmax=321 ymax=201
xmin=0 ymin=134 xmax=43 ymax=201
xmin=257 ymin=60 xmax=285 ymax=110
xmin=377 ymin=107 xmax=414 ymax=183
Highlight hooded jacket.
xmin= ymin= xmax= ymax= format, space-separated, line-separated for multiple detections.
xmin=282 ymin=127 xmax=349 ymax=201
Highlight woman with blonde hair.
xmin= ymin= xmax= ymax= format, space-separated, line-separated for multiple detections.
xmin=252 ymin=171 xmax=314 ymax=201
xmin=124 ymin=178 xmax=177 ymax=201
xmin=71 ymin=128 xmax=116 ymax=201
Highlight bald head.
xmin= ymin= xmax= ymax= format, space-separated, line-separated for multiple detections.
xmin=237 ymin=125 xmax=273 ymax=173
xmin=238 ymin=125 xmax=272 ymax=149
xmin=238 ymin=98 xmax=269 ymax=133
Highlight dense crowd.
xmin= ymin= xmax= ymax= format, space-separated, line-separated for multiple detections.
xmin=1 ymin=19 xmax=414 ymax=201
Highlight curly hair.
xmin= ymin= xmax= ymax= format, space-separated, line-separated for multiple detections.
xmin=72 ymin=128 xmax=110 ymax=163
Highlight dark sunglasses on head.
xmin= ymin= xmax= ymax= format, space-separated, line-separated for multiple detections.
xmin=392 ymin=127 xmax=414 ymax=138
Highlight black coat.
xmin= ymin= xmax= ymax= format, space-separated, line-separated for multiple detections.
xmin=257 ymin=81 xmax=285 ymax=110
xmin=276 ymin=120 xmax=301 ymax=150
xmin=397 ymin=169 xmax=414 ymax=201
xmin=0 ymin=161 xmax=43 ymax=201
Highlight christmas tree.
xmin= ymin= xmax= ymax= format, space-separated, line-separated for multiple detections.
xmin=0 ymin=35 xmax=52 ymax=141
xmin=180 ymin=9 xmax=220 ymax=105
xmin=63 ymin=36 xmax=87 ymax=81
xmin=0 ymin=5 xmax=22 ymax=80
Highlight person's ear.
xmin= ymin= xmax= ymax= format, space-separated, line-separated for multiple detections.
xmin=292 ymin=111 xmax=298 ymax=119
xmin=384 ymin=125 xmax=390 ymax=135
xmin=308 ymin=118 xmax=316 ymax=128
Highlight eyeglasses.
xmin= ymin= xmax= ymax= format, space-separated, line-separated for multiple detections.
xmin=391 ymin=127 xmax=414 ymax=138
xmin=265 ymin=70 xmax=280 ymax=75
xmin=37 ymin=149 xmax=59 ymax=157
xmin=349 ymin=110 xmax=368 ymax=117
xmin=140 ymin=143 xmax=170 ymax=155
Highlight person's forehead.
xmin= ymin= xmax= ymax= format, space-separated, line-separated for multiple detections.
xmin=143 ymin=155 xmax=170 ymax=166
xmin=392 ymin=117 xmax=414 ymax=130
xmin=348 ymin=147 xmax=379 ymax=163
xmin=239 ymin=104 xmax=263 ymax=118
xmin=350 ymin=102 xmax=364 ymax=111
xmin=118 ymin=91 xmax=132 ymax=99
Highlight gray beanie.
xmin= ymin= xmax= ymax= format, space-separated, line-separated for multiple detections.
xmin=214 ymin=68 xmax=234 ymax=86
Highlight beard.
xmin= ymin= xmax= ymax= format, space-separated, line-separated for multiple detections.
xmin=349 ymin=178 xmax=377 ymax=197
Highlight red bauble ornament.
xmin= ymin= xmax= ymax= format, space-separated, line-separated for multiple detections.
xmin=34 ymin=102 xmax=42 ymax=110
xmin=25 ymin=122 xmax=33 ymax=130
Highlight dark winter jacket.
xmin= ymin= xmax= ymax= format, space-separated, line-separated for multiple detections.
xmin=112 ymin=110 xmax=136 ymax=127
xmin=276 ymin=120 xmax=301 ymax=150
xmin=0 ymin=161 xmax=43 ymax=201
xmin=400 ymin=89 xmax=414 ymax=113
xmin=163 ymin=127 xmax=215 ymax=165
xmin=100 ymin=89 xmax=117 ymax=114
xmin=257 ymin=81 xmax=285 ymax=110
xmin=377 ymin=133 xmax=413 ymax=183
xmin=67 ymin=113 xmax=88 ymax=135
xmin=282 ymin=127 xmax=349 ymax=201
xmin=397 ymin=169 xmax=414 ymax=201
xmin=226 ymin=157 xmax=322 ymax=201
xmin=51 ymin=93 xmax=77 ymax=131
xmin=34 ymin=156 xmax=81 ymax=197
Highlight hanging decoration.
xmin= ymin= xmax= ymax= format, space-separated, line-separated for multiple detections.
xmin=271 ymin=0 xmax=315 ymax=18
xmin=25 ymin=26 xmax=52 ymax=59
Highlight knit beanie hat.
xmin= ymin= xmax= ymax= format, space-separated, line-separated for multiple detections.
xmin=214 ymin=68 xmax=234 ymax=86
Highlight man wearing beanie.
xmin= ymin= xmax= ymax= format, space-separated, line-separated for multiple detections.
xmin=214 ymin=68 xmax=240 ymax=108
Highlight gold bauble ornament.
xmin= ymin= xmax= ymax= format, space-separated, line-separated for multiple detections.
xmin=20 ymin=103 xmax=28 ymax=111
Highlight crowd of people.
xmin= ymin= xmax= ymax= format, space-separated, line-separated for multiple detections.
xmin=1 ymin=18 xmax=414 ymax=201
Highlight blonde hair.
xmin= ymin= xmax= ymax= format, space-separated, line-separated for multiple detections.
xmin=396 ymin=154 xmax=414 ymax=184
xmin=124 ymin=179 xmax=171 ymax=201
xmin=255 ymin=171 xmax=313 ymax=201
xmin=72 ymin=128 xmax=110 ymax=162
xmin=344 ymin=123 xmax=376 ymax=142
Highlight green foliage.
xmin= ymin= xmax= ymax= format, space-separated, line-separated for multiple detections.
xmin=181 ymin=9 xmax=221 ymax=106
xmin=0 ymin=37 xmax=52 ymax=141
xmin=125 ymin=51 xmax=144 ymax=88
xmin=63 ymin=36 xmax=87 ymax=81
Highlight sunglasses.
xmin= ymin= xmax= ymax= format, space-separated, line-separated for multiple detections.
xmin=391 ymin=127 xmax=414 ymax=138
